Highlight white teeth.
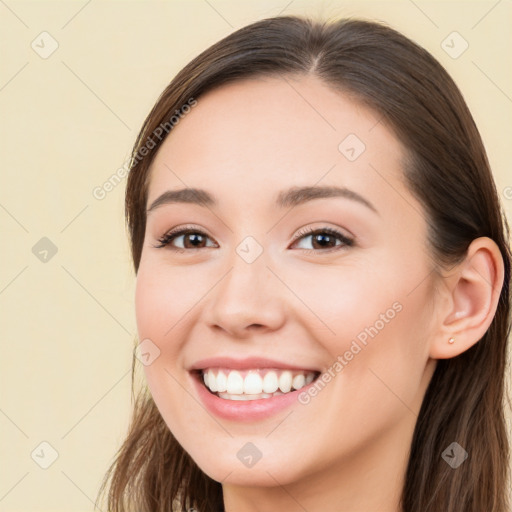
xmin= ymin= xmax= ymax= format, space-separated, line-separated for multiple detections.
xmin=217 ymin=392 xmax=273 ymax=401
xmin=278 ymin=370 xmax=293 ymax=393
xmin=292 ymin=373 xmax=306 ymax=390
xmin=243 ymin=372 xmax=263 ymax=394
xmin=216 ymin=370 xmax=227 ymax=392
xmin=202 ymin=368 xmax=317 ymax=398
xmin=226 ymin=370 xmax=244 ymax=394
xmin=262 ymin=372 xmax=279 ymax=393
xmin=207 ymin=369 xmax=217 ymax=392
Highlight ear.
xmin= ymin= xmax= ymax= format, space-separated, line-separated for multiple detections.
xmin=429 ymin=237 xmax=505 ymax=359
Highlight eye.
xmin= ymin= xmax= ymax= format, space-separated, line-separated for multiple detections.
xmin=153 ymin=225 xmax=354 ymax=253
xmin=153 ymin=225 xmax=217 ymax=252
xmin=290 ymin=226 xmax=354 ymax=253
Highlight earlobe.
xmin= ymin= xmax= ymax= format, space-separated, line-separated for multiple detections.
xmin=429 ymin=237 xmax=505 ymax=359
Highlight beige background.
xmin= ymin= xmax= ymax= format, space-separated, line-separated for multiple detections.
xmin=0 ymin=0 xmax=511 ymax=510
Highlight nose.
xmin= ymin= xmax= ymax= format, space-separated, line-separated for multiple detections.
xmin=204 ymin=249 xmax=286 ymax=338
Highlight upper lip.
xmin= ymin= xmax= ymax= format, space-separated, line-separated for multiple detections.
xmin=188 ymin=356 xmax=320 ymax=372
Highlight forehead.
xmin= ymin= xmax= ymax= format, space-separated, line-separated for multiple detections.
xmin=147 ymin=75 xmax=409 ymax=215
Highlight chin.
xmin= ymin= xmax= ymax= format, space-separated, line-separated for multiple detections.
xmin=188 ymin=448 xmax=303 ymax=487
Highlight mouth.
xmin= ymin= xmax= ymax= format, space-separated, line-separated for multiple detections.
xmin=191 ymin=368 xmax=321 ymax=401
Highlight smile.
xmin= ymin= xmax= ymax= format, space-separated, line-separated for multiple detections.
xmin=200 ymin=368 xmax=320 ymax=401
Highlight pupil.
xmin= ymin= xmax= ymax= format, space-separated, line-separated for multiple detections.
xmin=188 ymin=233 xmax=203 ymax=247
xmin=315 ymin=234 xmax=332 ymax=247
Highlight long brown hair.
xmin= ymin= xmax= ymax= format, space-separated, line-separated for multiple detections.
xmin=95 ymin=15 xmax=511 ymax=512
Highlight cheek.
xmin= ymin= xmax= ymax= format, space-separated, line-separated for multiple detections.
xmin=324 ymin=272 xmax=434 ymax=425
xmin=311 ymin=254 xmax=434 ymax=406
xmin=134 ymin=262 xmax=197 ymax=437
xmin=134 ymin=261 xmax=185 ymax=390
xmin=134 ymin=257 xmax=214 ymax=408
xmin=134 ymin=257 xmax=200 ymax=341
xmin=289 ymin=260 xmax=394 ymax=341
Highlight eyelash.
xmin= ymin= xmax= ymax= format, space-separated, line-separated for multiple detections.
xmin=153 ymin=225 xmax=354 ymax=254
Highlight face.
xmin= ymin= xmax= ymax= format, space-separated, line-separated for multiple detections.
xmin=135 ymin=75 xmax=438 ymax=488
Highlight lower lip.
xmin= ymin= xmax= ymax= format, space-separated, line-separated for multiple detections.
xmin=190 ymin=372 xmax=315 ymax=422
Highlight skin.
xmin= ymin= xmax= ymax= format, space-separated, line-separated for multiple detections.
xmin=135 ymin=75 xmax=504 ymax=512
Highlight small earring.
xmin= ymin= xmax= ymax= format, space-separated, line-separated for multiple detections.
xmin=448 ymin=337 xmax=455 ymax=344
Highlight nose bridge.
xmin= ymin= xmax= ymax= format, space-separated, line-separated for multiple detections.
xmin=206 ymin=237 xmax=284 ymax=335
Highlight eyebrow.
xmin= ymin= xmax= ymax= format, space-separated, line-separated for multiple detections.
xmin=146 ymin=185 xmax=378 ymax=214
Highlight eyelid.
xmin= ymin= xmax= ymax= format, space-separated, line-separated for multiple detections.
xmin=153 ymin=224 xmax=354 ymax=252
xmin=152 ymin=224 xmax=214 ymax=249
xmin=291 ymin=224 xmax=353 ymax=242
xmin=290 ymin=225 xmax=354 ymax=251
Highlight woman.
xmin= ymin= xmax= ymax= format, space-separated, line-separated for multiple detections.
xmin=96 ymin=15 xmax=511 ymax=512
